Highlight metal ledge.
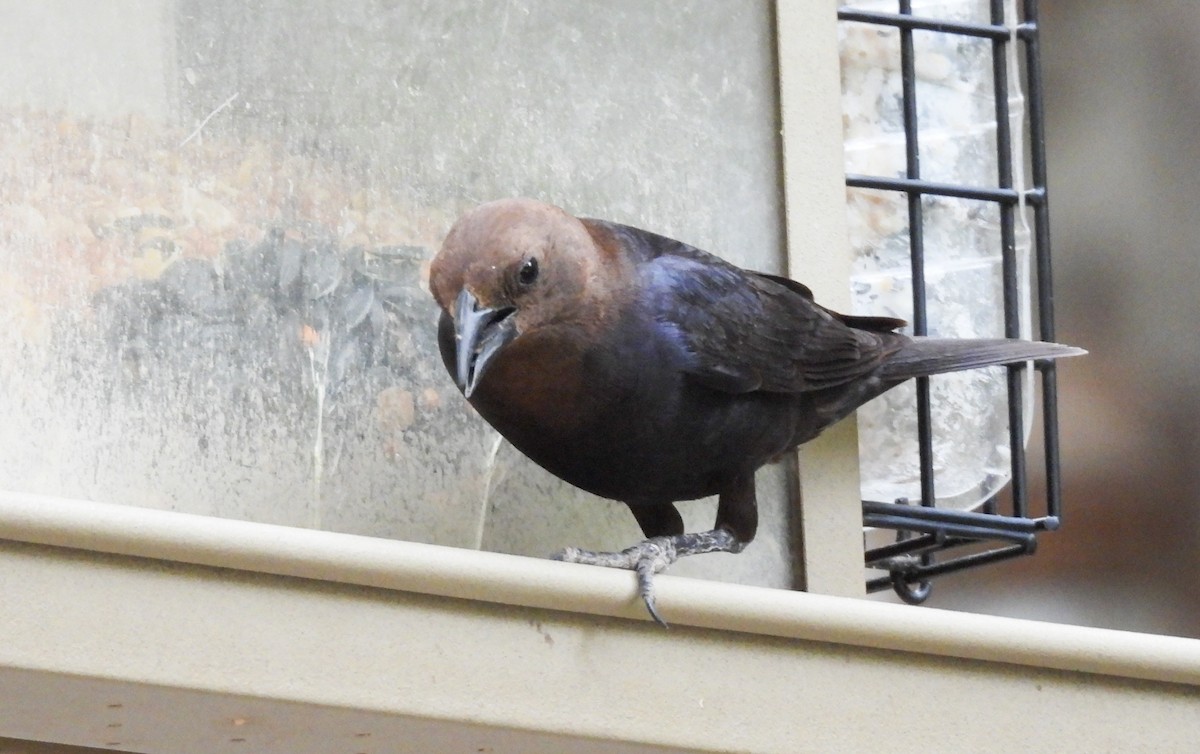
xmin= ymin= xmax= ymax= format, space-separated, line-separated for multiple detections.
xmin=2 ymin=491 xmax=1200 ymax=753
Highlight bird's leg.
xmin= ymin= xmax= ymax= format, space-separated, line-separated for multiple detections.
xmin=553 ymin=528 xmax=745 ymax=627
xmin=553 ymin=475 xmax=758 ymax=627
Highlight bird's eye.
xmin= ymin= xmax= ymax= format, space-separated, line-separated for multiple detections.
xmin=517 ymin=257 xmax=539 ymax=286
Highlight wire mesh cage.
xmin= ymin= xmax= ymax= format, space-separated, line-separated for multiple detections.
xmin=837 ymin=0 xmax=1065 ymax=602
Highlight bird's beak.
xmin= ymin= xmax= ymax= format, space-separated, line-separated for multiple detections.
xmin=454 ymin=288 xmax=517 ymax=398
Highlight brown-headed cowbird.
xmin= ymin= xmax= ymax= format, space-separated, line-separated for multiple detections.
xmin=430 ymin=198 xmax=1084 ymax=625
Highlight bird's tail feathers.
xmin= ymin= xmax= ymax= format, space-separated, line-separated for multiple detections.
xmin=879 ymin=338 xmax=1085 ymax=381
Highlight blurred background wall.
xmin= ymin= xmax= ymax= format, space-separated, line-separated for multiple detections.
xmin=926 ymin=1 xmax=1200 ymax=638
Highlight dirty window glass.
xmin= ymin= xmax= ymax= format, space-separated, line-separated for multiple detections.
xmin=0 ymin=2 xmax=789 ymax=587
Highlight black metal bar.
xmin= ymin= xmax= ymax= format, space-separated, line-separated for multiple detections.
xmin=896 ymin=0 xmax=936 ymax=515
xmin=989 ymin=0 xmax=1030 ymax=519
xmin=898 ymin=0 xmax=923 ymax=338
xmin=1005 ymin=373 xmax=1030 ymax=518
xmin=866 ymin=534 xmax=1008 ymax=568
xmin=867 ymin=575 xmax=904 ymax=594
xmin=863 ymin=514 xmax=1036 ymax=546
xmin=905 ymin=542 xmax=1036 ymax=578
xmin=1021 ymin=0 xmax=1065 ymax=521
xmin=867 ymin=542 xmax=1033 ymax=592
xmin=1042 ymin=372 xmax=1063 ymax=522
xmin=865 ymin=576 xmax=896 ymax=592
xmin=992 ymin=0 xmax=1017 ymax=340
xmin=862 ymin=500 xmax=1053 ymax=533
xmin=837 ymin=8 xmax=1011 ymax=40
xmin=844 ymin=174 xmax=1036 ymax=204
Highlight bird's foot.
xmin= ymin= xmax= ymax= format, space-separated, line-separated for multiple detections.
xmin=554 ymin=537 xmax=678 ymax=627
xmin=552 ymin=528 xmax=744 ymax=628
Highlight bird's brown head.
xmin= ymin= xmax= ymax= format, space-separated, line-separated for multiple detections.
xmin=430 ymin=198 xmax=624 ymax=398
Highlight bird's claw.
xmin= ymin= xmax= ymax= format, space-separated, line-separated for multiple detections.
xmin=552 ymin=537 xmax=679 ymax=627
xmin=552 ymin=529 xmax=742 ymax=627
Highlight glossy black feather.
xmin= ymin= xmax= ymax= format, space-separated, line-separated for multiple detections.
xmin=431 ymin=199 xmax=1085 ymax=552
xmin=591 ymin=220 xmax=908 ymax=394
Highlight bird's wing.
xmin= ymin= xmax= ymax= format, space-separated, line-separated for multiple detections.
xmin=604 ymin=222 xmax=904 ymax=395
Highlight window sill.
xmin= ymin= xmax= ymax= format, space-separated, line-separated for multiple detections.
xmin=2 ymin=490 xmax=1199 ymax=753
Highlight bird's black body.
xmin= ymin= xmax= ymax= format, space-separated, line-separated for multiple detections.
xmin=430 ymin=198 xmax=1083 ymax=623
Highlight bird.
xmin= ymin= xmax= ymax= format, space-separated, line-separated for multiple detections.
xmin=429 ymin=197 xmax=1084 ymax=625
